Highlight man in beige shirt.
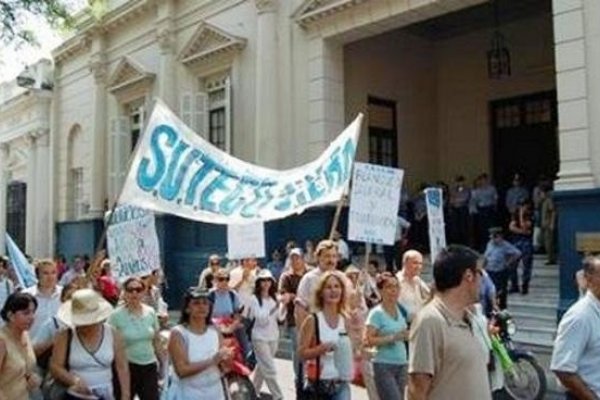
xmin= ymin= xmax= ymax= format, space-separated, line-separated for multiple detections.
xmin=407 ymin=245 xmax=492 ymax=400
xmin=397 ymin=250 xmax=431 ymax=319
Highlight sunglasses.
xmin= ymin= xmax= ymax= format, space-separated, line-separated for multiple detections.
xmin=126 ymin=286 xmax=144 ymax=293
xmin=216 ymin=276 xmax=229 ymax=282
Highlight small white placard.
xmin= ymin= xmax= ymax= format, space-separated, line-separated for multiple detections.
xmin=227 ymin=222 xmax=266 ymax=260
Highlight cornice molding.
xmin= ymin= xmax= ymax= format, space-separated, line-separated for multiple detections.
xmin=293 ymin=0 xmax=367 ymax=27
xmin=107 ymin=56 xmax=155 ymax=94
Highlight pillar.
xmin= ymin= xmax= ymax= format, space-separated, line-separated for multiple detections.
xmin=25 ymin=134 xmax=37 ymax=255
xmin=88 ymin=40 xmax=108 ymax=218
xmin=157 ymin=0 xmax=177 ymax=109
xmin=254 ymin=0 xmax=280 ymax=167
xmin=0 ymin=143 xmax=8 ymax=255
xmin=34 ymin=130 xmax=51 ymax=257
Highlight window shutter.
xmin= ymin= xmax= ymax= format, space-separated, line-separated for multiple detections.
xmin=180 ymin=92 xmax=193 ymax=129
xmin=224 ymin=78 xmax=232 ymax=153
xmin=116 ymin=117 xmax=130 ymax=196
xmin=194 ymin=91 xmax=209 ymax=138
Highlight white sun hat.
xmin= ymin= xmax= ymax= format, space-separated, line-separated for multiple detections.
xmin=57 ymin=288 xmax=114 ymax=327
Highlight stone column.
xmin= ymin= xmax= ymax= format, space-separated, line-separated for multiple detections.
xmin=34 ymin=130 xmax=51 ymax=257
xmin=157 ymin=0 xmax=177 ymax=109
xmin=88 ymin=44 xmax=108 ymax=219
xmin=0 ymin=143 xmax=8 ymax=256
xmin=254 ymin=0 xmax=280 ymax=167
xmin=583 ymin=0 xmax=600 ymax=183
xmin=553 ymin=0 xmax=595 ymax=190
xmin=25 ymin=134 xmax=38 ymax=255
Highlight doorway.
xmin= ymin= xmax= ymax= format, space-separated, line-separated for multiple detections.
xmin=490 ymin=91 xmax=558 ymax=199
xmin=6 ymin=181 xmax=27 ymax=250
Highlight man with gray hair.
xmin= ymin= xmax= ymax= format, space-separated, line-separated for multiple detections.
xmin=397 ymin=250 xmax=431 ymax=319
xmin=551 ymin=256 xmax=600 ymax=399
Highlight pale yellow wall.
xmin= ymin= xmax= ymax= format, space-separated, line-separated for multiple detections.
xmin=344 ymin=11 xmax=555 ymax=195
xmin=436 ymin=12 xmax=556 ymax=185
xmin=344 ymin=29 xmax=439 ymax=194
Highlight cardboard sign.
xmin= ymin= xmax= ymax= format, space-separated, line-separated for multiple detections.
xmin=107 ymin=205 xmax=161 ymax=281
xmin=425 ymin=188 xmax=447 ymax=263
xmin=348 ymin=163 xmax=404 ymax=245
xmin=227 ymin=222 xmax=266 ymax=260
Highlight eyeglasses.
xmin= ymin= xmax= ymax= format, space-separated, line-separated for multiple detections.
xmin=126 ymin=286 xmax=144 ymax=293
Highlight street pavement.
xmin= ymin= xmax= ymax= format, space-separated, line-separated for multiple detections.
xmin=257 ymin=358 xmax=369 ymax=400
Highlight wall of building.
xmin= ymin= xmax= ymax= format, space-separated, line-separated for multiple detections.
xmin=436 ymin=12 xmax=556 ymax=183
xmin=344 ymin=29 xmax=439 ymax=192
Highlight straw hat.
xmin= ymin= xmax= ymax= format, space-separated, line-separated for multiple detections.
xmin=57 ymin=289 xmax=113 ymax=327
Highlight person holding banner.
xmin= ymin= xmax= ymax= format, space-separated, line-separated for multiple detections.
xmin=109 ymin=277 xmax=163 ymax=400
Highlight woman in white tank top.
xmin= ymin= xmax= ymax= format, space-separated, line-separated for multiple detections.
xmin=168 ymin=288 xmax=232 ymax=399
xmin=50 ymin=289 xmax=130 ymax=400
xmin=299 ymin=271 xmax=353 ymax=400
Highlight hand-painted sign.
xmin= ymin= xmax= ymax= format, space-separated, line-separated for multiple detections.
xmin=119 ymin=100 xmax=362 ymax=224
xmin=425 ymin=188 xmax=447 ymax=263
xmin=107 ymin=205 xmax=161 ymax=282
xmin=227 ymin=222 xmax=266 ymax=260
xmin=348 ymin=163 xmax=404 ymax=245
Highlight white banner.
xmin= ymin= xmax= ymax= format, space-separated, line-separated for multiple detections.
xmin=227 ymin=223 xmax=266 ymax=260
xmin=425 ymin=188 xmax=447 ymax=263
xmin=107 ymin=205 xmax=161 ymax=282
xmin=119 ymin=100 xmax=362 ymax=224
xmin=348 ymin=163 xmax=404 ymax=245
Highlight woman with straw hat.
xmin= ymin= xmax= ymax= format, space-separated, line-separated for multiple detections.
xmin=50 ymin=289 xmax=130 ymax=400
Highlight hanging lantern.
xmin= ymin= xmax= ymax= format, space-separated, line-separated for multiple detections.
xmin=487 ymin=30 xmax=511 ymax=79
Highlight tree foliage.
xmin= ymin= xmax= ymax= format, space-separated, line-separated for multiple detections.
xmin=0 ymin=0 xmax=77 ymax=46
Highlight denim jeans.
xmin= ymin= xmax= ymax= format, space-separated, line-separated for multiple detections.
xmin=510 ymin=238 xmax=533 ymax=288
xmin=331 ymin=382 xmax=351 ymax=400
xmin=373 ymin=362 xmax=407 ymax=400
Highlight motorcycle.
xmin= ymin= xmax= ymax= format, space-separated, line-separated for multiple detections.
xmin=489 ymin=310 xmax=547 ymax=400
xmin=212 ymin=316 xmax=258 ymax=400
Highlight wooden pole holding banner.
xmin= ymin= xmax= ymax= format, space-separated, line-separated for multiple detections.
xmin=329 ymin=193 xmax=348 ymax=240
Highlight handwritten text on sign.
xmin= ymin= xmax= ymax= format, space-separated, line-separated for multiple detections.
xmin=348 ymin=163 xmax=404 ymax=245
xmin=107 ymin=205 xmax=161 ymax=281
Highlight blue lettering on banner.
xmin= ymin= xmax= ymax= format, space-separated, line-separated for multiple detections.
xmin=132 ymin=123 xmax=357 ymax=220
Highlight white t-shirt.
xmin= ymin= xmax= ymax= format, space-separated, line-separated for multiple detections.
xmin=23 ymin=285 xmax=62 ymax=344
xmin=249 ymin=296 xmax=280 ymax=342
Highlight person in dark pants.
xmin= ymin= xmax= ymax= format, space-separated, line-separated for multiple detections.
xmin=483 ymin=228 xmax=521 ymax=310
xmin=508 ymin=201 xmax=534 ymax=294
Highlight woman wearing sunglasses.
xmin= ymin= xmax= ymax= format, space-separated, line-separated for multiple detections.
xmin=108 ymin=277 xmax=163 ymax=400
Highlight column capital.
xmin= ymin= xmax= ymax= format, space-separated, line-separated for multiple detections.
xmin=255 ymin=0 xmax=277 ymax=14
xmin=157 ymin=26 xmax=176 ymax=54
xmin=89 ymin=54 xmax=108 ymax=84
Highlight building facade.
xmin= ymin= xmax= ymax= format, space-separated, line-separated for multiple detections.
xmin=1 ymin=0 xmax=599 ymax=310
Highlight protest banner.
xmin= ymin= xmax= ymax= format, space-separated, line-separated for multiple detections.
xmin=425 ymin=187 xmax=447 ymax=263
xmin=107 ymin=205 xmax=161 ymax=281
xmin=348 ymin=163 xmax=404 ymax=245
xmin=119 ymin=100 xmax=362 ymax=224
xmin=5 ymin=233 xmax=37 ymax=288
xmin=227 ymin=222 xmax=266 ymax=260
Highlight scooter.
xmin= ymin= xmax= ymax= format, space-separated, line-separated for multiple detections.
xmin=490 ymin=310 xmax=547 ymax=400
xmin=212 ymin=316 xmax=258 ymax=400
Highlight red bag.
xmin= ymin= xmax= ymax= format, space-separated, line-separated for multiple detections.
xmin=352 ymin=357 xmax=365 ymax=387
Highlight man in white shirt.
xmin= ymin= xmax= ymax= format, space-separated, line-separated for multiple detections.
xmin=229 ymin=257 xmax=260 ymax=318
xmin=397 ymin=250 xmax=431 ymax=319
xmin=551 ymin=256 xmax=600 ymax=399
xmin=23 ymin=259 xmax=62 ymax=366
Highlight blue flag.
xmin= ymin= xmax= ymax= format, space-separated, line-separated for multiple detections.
xmin=5 ymin=233 xmax=37 ymax=288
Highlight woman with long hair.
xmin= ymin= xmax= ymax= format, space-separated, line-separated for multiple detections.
xmin=108 ymin=277 xmax=162 ymax=400
xmin=249 ymin=269 xmax=284 ymax=399
xmin=365 ymin=272 xmax=410 ymax=400
xmin=299 ymin=271 xmax=353 ymax=400
xmin=0 ymin=292 xmax=40 ymax=399
xmin=50 ymin=289 xmax=130 ymax=400
xmin=167 ymin=288 xmax=232 ymax=399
